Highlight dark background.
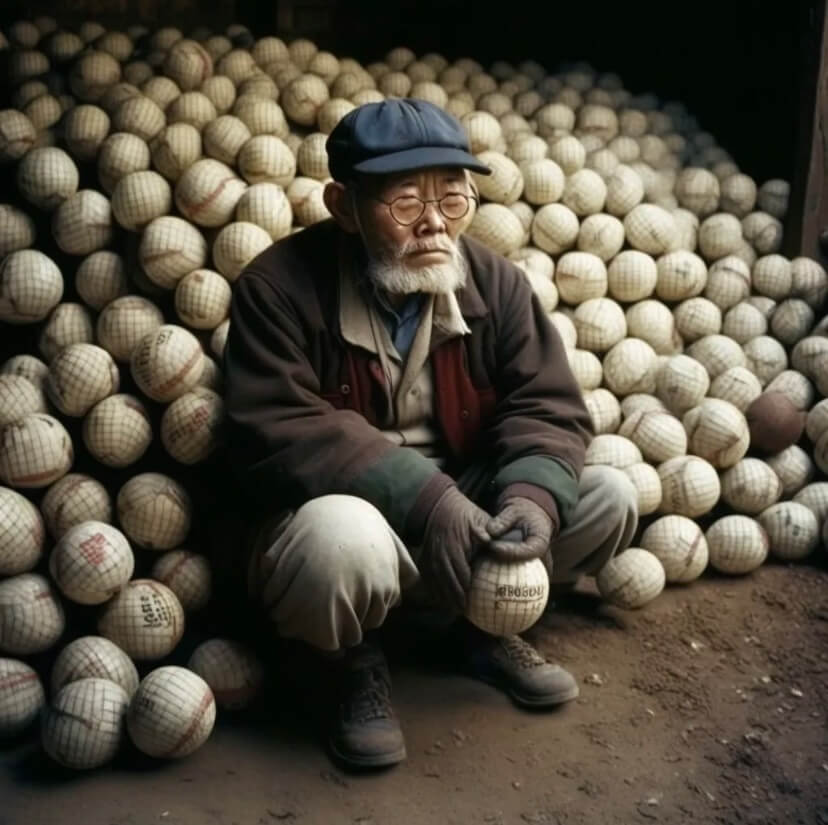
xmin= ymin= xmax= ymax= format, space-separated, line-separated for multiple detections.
xmin=0 ymin=0 xmax=821 ymax=190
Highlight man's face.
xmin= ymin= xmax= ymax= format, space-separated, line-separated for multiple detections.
xmin=350 ymin=167 xmax=476 ymax=296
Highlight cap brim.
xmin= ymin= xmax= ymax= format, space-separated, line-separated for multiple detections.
xmin=352 ymin=146 xmax=492 ymax=176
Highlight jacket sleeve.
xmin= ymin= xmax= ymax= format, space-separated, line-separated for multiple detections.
xmin=485 ymin=264 xmax=594 ymax=534
xmin=222 ymin=272 xmax=453 ymax=541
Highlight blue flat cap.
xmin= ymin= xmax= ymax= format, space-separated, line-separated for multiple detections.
xmin=326 ymin=98 xmax=492 ymax=181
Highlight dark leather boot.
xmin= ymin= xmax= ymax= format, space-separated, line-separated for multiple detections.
xmin=328 ymin=640 xmax=406 ymax=769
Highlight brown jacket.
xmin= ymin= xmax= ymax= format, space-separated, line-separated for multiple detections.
xmin=223 ymin=219 xmax=593 ymax=545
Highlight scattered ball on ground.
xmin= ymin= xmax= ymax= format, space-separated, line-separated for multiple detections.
xmin=758 ymin=502 xmax=819 ymax=561
xmin=682 ymin=398 xmax=750 ymax=469
xmin=640 ymin=515 xmax=709 ymax=583
xmin=127 ymin=666 xmax=216 ymax=758
xmin=705 ymin=516 xmax=769 ymax=574
xmin=42 ymin=678 xmax=129 ymax=770
xmin=596 ymin=548 xmax=665 ymax=609
xmin=188 ymin=638 xmax=264 ymax=710
xmin=720 ymin=458 xmax=782 ymax=515
xmin=657 ymin=455 xmax=721 ymax=518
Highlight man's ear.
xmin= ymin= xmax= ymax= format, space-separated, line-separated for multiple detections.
xmin=323 ymin=181 xmax=359 ymax=234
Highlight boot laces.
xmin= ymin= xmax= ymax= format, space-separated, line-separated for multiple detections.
xmin=342 ymin=667 xmax=393 ymax=723
xmin=500 ymin=635 xmax=547 ymax=669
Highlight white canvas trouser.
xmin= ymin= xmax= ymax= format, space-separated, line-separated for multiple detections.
xmin=248 ymin=466 xmax=639 ymax=652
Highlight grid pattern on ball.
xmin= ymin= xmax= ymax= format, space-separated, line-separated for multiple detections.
xmin=0 ymin=574 xmax=65 ymax=655
xmin=0 ymin=659 xmax=44 ymax=734
xmin=706 ymin=516 xmax=768 ymax=574
xmin=212 ymin=222 xmax=272 ymax=282
xmin=53 ymin=191 xmax=113 ymax=256
xmin=673 ymin=298 xmax=722 ymax=343
xmin=683 ymin=400 xmax=749 ymax=468
xmin=722 ymin=303 xmax=767 ymax=343
xmin=766 ymin=370 xmax=814 ymax=412
xmin=139 ymin=216 xmax=208 ymax=289
xmin=112 ymin=171 xmax=172 ymax=232
xmin=466 ymin=204 xmax=524 ymax=256
xmin=0 ymin=250 xmax=63 ymax=322
xmin=130 ymin=325 xmax=205 ymax=403
xmin=530 ymin=204 xmax=579 ymax=255
xmin=0 ymin=111 xmax=36 ymax=161
xmin=758 ymin=503 xmax=819 ymax=560
xmin=296 ymin=133 xmax=331 ymax=182
xmin=141 ymin=77 xmax=181 ymax=110
xmin=577 ymin=215 xmax=624 ymax=262
xmin=161 ymin=389 xmax=223 ymax=465
xmin=743 ymin=336 xmax=788 ymax=386
xmin=793 ymin=483 xmax=828 ymax=524
xmin=567 ymin=349 xmax=602 ymax=390
xmin=175 ymin=160 xmax=247 ymax=228
xmin=237 ymin=136 xmax=296 ymax=187
xmin=175 ymin=269 xmax=232 ymax=329
xmin=100 ymin=84 xmax=142 ymax=116
xmin=698 ymin=215 xmax=742 ymax=260
xmin=51 ymin=522 xmax=134 ymax=604
xmin=466 ymin=557 xmax=548 ymax=636
xmin=720 ymin=459 xmax=782 ymax=514
xmin=597 ymin=548 xmax=664 ymax=608
xmin=167 ymin=92 xmax=217 ymax=131
xmin=770 ymin=300 xmax=814 ymax=347
xmin=39 ymin=303 xmax=96 ymax=363
xmin=656 ymin=356 xmax=709 ymax=415
xmin=623 ymin=462 xmax=662 ymax=515
xmin=584 ymin=388 xmax=621 ymax=434
xmin=203 ymin=115 xmax=251 ymax=165
xmin=791 ymin=258 xmax=828 ymax=307
xmin=232 ymin=97 xmax=289 ymax=138
xmin=625 ymin=301 xmax=680 ymax=354
xmin=210 ymin=320 xmax=230 ymax=359
xmin=47 ymin=344 xmax=119 ymax=417
xmin=641 ymin=515 xmax=708 ymax=582
xmin=84 ymin=393 xmax=154 ymax=467
xmin=605 ymin=166 xmax=644 ymax=217
xmin=792 ymin=336 xmax=828 ymax=378
xmin=619 ymin=410 xmax=687 ymax=463
xmin=806 ymin=399 xmax=828 ymax=442
xmin=98 ymin=581 xmax=185 ymax=659
xmin=602 ymin=339 xmax=657 ymax=396
xmin=200 ymin=76 xmax=236 ymax=114
xmin=752 ymin=255 xmax=791 ymax=299
xmin=317 ymin=99 xmax=356 ymax=134
xmin=76 ymin=251 xmax=128 ymax=310
xmin=705 ymin=258 xmax=751 ymax=310
xmin=658 ymin=456 xmax=720 ymax=517
xmin=0 ymin=414 xmax=73 ymax=488
xmin=0 ymin=375 xmax=47 ymax=426
xmin=561 ymin=169 xmax=606 ymax=216
xmin=63 ymin=106 xmax=111 ymax=161
xmin=766 ymin=446 xmax=814 ymax=498
xmin=411 ymin=82 xmax=448 ymax=108
xmin=97 ymin=297 xmax=165 ymax=362
xmin=117 ymin=474 xmax=192 ymax=549
xmin=0 ymin=488 xmax=44 ymax=575
xmin=554 ymin=252 xmax=607 ymax=304
xmin=584 ymin=434 xmax=642 ymax=468
xmin=51 ymin=635 xmax=139 ymax=695
xmin=607 ymin=250 xmax=656 ymax=302
xmin=708 ymin=367 xmax=762 ymax=412
xmin=164 ymin=41 xmax=214 ymax=91
xmin=128 ymin=667 xmax=215 ymax=757
xmin=41 ymin=473 xmax=112 ymax=539
xmin=43 ymin=679 xmax=128 ymax=769
xmin=23 ymin=95 xmax=62 ymax=131
xmin=0 ymin=204 xmax=36 ymax=256
xmin=188 ymin=638 xmax=262 ymax=708
xmin=151 ymin=124 xmax=202 ymax=182
xmin=655 ymin=251 xmax=706 ymax=302
xmin=687 ymin=335 xmax=747 ymax=379
xmin=475 ymin=152 xmax=523 ymax=205
xmin=623 ymin=205 xmax=678 ymax=255
xmin=152 ymin=550 xmax=212 ymax=611
xmin=98 ymin=133 xmax=151 ymax=194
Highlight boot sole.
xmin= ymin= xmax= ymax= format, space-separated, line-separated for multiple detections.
xmin=472 ymin=672 xmax=581 ymax=709
xmin=328 ymin=740 xmax=407 ymax=770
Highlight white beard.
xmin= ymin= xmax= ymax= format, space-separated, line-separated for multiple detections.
xmin=365 ymin=239 xmax=469 ymax=297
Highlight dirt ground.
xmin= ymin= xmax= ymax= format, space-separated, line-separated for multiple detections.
xmin=2 ymin=561 xmax=827 ymax=825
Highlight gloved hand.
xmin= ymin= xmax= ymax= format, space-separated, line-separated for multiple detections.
xmin=421 ymin=486 xmax=491 ymax=612
xmin=486 ymin=497 xmax=553 ymax=563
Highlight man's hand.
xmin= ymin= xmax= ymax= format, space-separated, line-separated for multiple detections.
xmin=486 ymin=497 xmax=553 ymax=563
xmin=421 ymin=486 xmax=491 ymax=612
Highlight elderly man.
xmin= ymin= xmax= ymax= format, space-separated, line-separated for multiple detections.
xmin=223 ymin=98 xmax=637 ymax=770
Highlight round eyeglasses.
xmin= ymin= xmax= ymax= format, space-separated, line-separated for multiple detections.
xmin=371 ymin=192 xmax=478 ymax=226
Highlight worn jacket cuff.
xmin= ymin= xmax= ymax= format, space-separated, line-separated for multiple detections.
xmin=496 ymin=483 xmax=561 ymax=538
xmin=405 ymin=472 xmax=456 ymax=545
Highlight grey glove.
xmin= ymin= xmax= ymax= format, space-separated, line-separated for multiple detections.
xmin=486 ymin=497 xmax=553 ymax=563
xmin=421 ymin=486 xmax=491 ymax=612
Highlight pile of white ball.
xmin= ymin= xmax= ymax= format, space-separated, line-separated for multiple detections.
xmin=0 ymin=15 xmax=827 ymax=765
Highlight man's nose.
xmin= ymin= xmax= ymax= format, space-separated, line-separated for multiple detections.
xmin=415 ymin=200 xmax=447 ymax=233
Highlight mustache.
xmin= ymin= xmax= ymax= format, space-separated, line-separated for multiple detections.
xmin=395 ymin=239 xmax=456 ymax=257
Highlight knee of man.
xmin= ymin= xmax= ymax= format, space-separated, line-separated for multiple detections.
xmin=583 ymin=465 xmax=638 ymax=525
xmin=293 ymin=494 xmax=393 ymax=583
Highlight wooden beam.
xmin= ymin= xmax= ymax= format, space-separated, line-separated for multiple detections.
xmin=786 ymin=0 xmax=828 ymax=265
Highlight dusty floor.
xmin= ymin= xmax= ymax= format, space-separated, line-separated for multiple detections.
xmin=2 ymin=562 xmax=828 ymax=825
